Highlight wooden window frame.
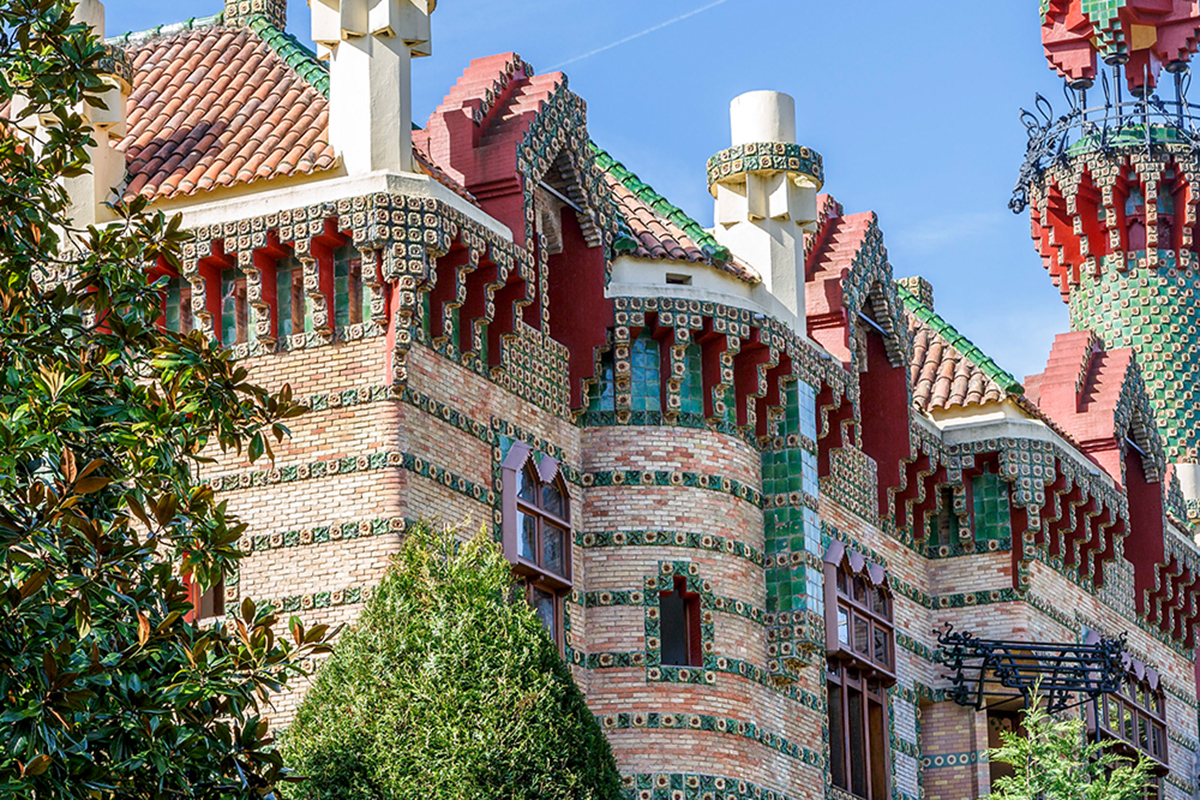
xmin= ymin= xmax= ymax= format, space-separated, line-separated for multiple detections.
xmin=827 ymin=659 xmax=890 ymax=800
xmin=1087 ymin=647 xmax=1169 ymax=779
xmin=824 ymin=541 xmax=896 ymax=684
xmin=501 ymin=442 xmax=571 ymax=649
xmin=824 ymin=540 xmax=894 ymax=800
xmin=659 ymin=575 xmax=702 ymax=667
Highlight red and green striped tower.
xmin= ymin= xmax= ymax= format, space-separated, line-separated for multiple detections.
xmin=1020 ymin=0 xmax=1200 ymax=523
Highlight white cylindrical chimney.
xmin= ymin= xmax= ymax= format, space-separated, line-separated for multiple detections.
xmin=730 ymin=90 xmax=796 ymax=146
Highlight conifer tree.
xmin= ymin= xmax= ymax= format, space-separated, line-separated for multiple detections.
xmin=986 ymin=690 xmax=1153 ymax=800
xmin=281 ymin=523 xmax=623 ymax=800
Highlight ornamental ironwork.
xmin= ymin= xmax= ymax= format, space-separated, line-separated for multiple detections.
xmin=1011 ymin=62 xmax=1200 ymax=213
xmin=934 ymin=623 xmax=1126 ymax=712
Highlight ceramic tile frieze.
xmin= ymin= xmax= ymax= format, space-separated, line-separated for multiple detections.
xmin=599 ymin=711 xmax=822 ymax=767
xmin=620 ymin=772 xmax=805 ymax=800
xmin=576 ymin=530 xmax=765 ymax=567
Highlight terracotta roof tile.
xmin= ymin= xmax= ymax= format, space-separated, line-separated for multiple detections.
xmin=899 ymin=283 xmax=1023 ymax=413
xmin=591 ymin=144 xmax=758 ymax=284
xmin=109 ymin=15 xmax=475 ymax=205
xmin=117 ymin=22 xmax=335 ymax=201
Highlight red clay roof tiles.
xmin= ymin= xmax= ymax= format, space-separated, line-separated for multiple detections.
xmin=119 ymin=24 xmax=335 ymax=201
xmin=907 ymin=320 xmax=1008 ymax=413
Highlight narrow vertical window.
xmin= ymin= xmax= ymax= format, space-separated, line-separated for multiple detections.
xmin=679 ymin=343 xmax=704 ymax=416
xmin=630 ymin=332 xmax=661 ymax=412
xmin=333 ymin=244 xmax=364 ymax=328
xmin=1087 ymin=643 xmax=1168 ymax=797
xmin=183 ymin=570 xmax=225 ymax=622
xmin=501 ymin=444 xmax=572 ymax=650
xmin=275 ymin=257 xmax=306 ymax=339
xmin=220 ymin=268 xmax=248 ymax=346
xmin=825 ymin=541 xmax=894 ymax=799
xmin=164 ymin=275 xmax=192 ymax=334
xmin=588 ymin=351 xmax=616 ymax=413
xmin=659 ymin=576 xmax=701 ymax=667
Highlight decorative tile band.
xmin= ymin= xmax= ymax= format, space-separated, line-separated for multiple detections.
xmin=761 ymin=491 xmax=820 ymax=512
xmin=706 ymin=141 xmax=824 ymax=192
xmin=581 ymin=470 xmax=764 ymax=507
xmin=304 ymin=383 xmax=394 ymax=413
xmin=581 ymin=588 xmax=765 ymax=626
xmin=573 ymin=648 xmax=819 ymax=708
xmin=577 ymin=529 xmax=765 ymax=568
xmin=247 ymin=583 xmax=370 ymax=615
xmin=1165 ymin=772 xmax=1196 ymax=796
xmin=1169 ymin=730 xmax=1199 ymax=753
xmin=621 ymin=772 xmax=804 ymax=800
xmin=920 ymin=751 xmax=986 ymax=770
xmin=896 ymin=631 xmax=936 ymax=661
xmin=600 ymin=711 xmax=822 ymax=767
xmin=242 ymin=516 xmax=408 ymax=552
xmin=925 ymin=537 xmax=1013 ymax=559
xmin=209 ymin=450 xmax=495 ymax=506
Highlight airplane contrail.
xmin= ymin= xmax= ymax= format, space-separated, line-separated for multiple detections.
xmin=547 ymin=0 xmax=731 ymax=71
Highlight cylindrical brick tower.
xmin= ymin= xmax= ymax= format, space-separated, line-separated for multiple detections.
xmin=1018 ymin=1 xmax=1200 ymax=523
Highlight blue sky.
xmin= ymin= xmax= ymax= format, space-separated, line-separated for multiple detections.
xmin=105 ymin=0 xmax=1073 ymax=383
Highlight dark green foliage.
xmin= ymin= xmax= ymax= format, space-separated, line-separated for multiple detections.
xmin=282 ymin=524 xmax=623 ymax=800
xmin=0 ymin=2 xmax=333 ymax=796
xmin=986 ymin=690 xmax=1154 ymax=800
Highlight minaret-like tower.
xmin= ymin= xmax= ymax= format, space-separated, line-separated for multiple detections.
xmin=1017 ymin=1 xmax=1200 ymax=523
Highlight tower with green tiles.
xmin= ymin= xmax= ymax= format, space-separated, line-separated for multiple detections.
xmin=1021 ymin=0 xmax=1200 ymax=523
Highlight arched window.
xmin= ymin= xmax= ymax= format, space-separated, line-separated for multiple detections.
xmin=824 ymin=540 xmax=894 ymax=800
xmin=501 ymin=442 xmax=572 ymax=647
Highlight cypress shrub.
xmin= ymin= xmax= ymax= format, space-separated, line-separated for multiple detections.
xmin=281 ymin=522 xmax=622 ymax=800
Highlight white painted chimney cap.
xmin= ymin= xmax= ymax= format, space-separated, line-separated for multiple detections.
xmin=730 ymin=90 xmax=795 ymax=146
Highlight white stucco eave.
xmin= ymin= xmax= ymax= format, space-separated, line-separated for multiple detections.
xmin=606 ymin=255 xmax=831 ymax=356
xmin=919 ymin=399 xmax=1114 ymax=488
xmin=156 ymin=168 xmax=512 ymax=241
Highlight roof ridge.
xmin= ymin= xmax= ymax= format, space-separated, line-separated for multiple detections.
xmin=590 ymin=141 xmax=731 ymax=263
xmin=244 ymin=15 xmax=330 ymax=98
xmin=897 ymin=282 xmax=1024 ymax=395
xmin=105 ymin=12 xmax=224 ymax=46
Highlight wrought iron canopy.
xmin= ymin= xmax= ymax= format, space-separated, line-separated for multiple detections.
xmin=934 ymin=624 xmax=1126 ymax=712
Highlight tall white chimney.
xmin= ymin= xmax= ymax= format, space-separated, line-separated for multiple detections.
xmin=311 ymin=0 xmax=435 ymax=176
xmin=60 ymin=0 xmax=130 ymax=227
xmin=708 ymin=90 xmax=822 ymax=322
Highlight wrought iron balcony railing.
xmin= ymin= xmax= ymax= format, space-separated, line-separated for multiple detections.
xmin=1012 ymin=64 xmax=1200 ymax=213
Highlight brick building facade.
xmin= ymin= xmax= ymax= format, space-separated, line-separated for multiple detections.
xmin=59 ymin=0 xmax=1200 ymax=797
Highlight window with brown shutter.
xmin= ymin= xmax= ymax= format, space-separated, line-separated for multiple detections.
xmin=501 ymin=442 xmax=571 ymax=649
xmin=824 ymin=541 xmax=894 ymax=800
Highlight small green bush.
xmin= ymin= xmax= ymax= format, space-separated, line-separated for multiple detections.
xmin=281 ymin=522 xmax=622 ymax=800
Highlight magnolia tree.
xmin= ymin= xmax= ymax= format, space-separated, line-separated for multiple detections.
xmin=986 ymin=691 xmax=1154 ymax=800
xmin=0 ymin=2 xmax=332 ymax=797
